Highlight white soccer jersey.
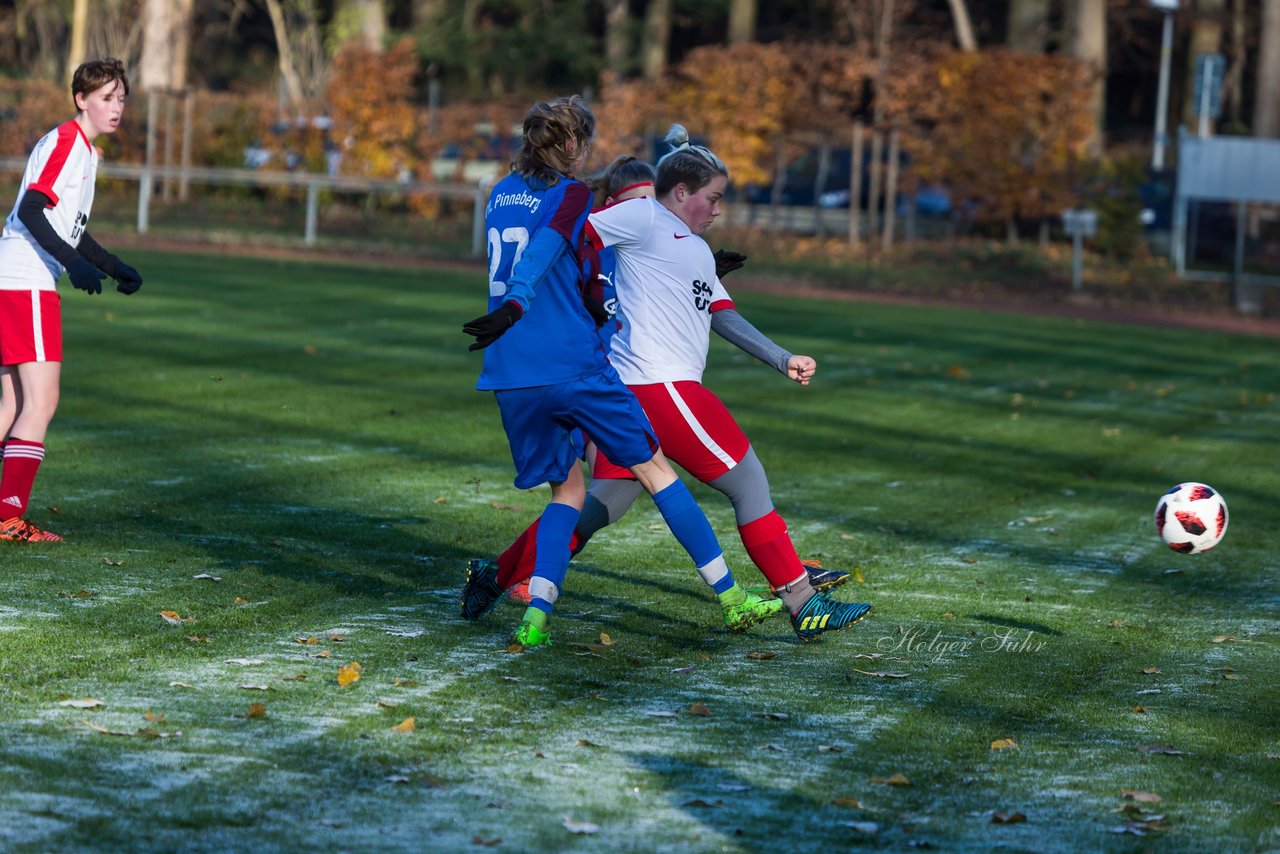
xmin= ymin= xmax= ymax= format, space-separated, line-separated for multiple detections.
xmin=587 ymin=197 xmax=733 ymax=384
xmin=0 ymin=121 xmax=99 ymax=291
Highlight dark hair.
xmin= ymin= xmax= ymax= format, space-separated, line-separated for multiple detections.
xmin=585 ymin=155 xmax=656 ymax=207
xmin=72 ymin=57 xmax=129 ymax=106
xmin=655 ymin=124 xmax=727 ymax=196
xmin=513 ymin=95 xmax=595 ymax=186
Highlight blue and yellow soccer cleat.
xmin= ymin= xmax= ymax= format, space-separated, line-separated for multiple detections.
xmin=511 ymin=619 xmax=551 ymax=649
xmin=723 ymin=590 xmax=786 ymax=632
xmin=790 ymin=593 xmax=872 ymax=643
xmin=460 ymin=559 xmax=504 ymax=621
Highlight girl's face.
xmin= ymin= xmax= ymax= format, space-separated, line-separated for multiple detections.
xmin=76 ymin=79 xmax=126 ymax=139
xmin=669 ymin=174 xmax=727 ymax=235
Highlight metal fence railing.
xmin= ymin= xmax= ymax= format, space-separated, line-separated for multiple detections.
xmin=0 ymin=158 xmax=493 ymax=257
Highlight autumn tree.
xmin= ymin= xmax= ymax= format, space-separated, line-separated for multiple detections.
xmin=327 ymin=38 xmax=418 ymax=178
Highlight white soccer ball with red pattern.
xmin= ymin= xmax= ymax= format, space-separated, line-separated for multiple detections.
xmin=1154 ymin=482 xmax=1228 ymax=554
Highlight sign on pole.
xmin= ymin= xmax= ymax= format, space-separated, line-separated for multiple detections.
xmin=1193 ymin=53 xmax=1226 ymax=134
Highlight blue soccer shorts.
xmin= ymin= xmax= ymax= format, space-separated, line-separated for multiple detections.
xmin=495 ymin=368 xmax=659 ymax=489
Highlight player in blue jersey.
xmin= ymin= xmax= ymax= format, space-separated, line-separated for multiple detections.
xmin=462 ymin=96 xmax=780 ymax=648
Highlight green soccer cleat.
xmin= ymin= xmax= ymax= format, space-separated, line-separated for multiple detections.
xmin=511 ymin=619 xmax=551 ymax=649
xmin=722 ymin=590 xmax=786 ymax=632
xmin=461 ymin=559 xmax=504 ymax=621
xmin=790 ymin=593 xmax=872 ymax=643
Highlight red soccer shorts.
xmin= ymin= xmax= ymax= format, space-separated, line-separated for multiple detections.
xmin=0 ymin=289 xmax=62 ymax=365
xmin=592 ymin=380 xmax=749 ymax=483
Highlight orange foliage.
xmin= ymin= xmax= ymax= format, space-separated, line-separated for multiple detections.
xmin=883 ymin=47 xmax=1098 ymax=223
xmin=328 ymin=38 xmax=420 ymax=179
xmin=0 ymin=78 xmax=75 ymax=157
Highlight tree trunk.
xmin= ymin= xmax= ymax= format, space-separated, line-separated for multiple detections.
xmin=411 ymin=0 xmax=446 ymax=30
xmin=605 ymin=0 xmax=630 ymax=74
xmin=1255 ymin=0 xmax=1280 ymax=136
xmin=946 ymin=0 xmax=978 ymax=51
xmin=1068 ymin=0 xmax=1106 ymax=152
xmin=642 ymin=0 xmax=673 ymax=81
xmin=462 ymin=0 xmax=484 ymax=91
xmin=263 ymin=0 xmax=307 ymax=110
xmin=66 ymin=0 xmax=88 ymax=85
xmin=1181 ymin=0 xmax=1224 ymax=130
xmin=1223 ymin=0 xmax=1245 ymax=129
xmin=1006 ymin=0 xmax=1050 ymax=52
xmin=728 ymin=0 xmax=757 ymax=44
xmin=333 ymin=0 xmax=386 ymax=52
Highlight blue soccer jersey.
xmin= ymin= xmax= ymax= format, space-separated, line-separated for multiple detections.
xmin=476 ymin=173 xmax=607 ymax=391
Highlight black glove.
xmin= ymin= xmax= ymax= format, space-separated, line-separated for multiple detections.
xmin=462 ymin=301 xmax=523 ymax=351
xmin=713 ymin=249 xmax=747 ymax=279
xmin=66 ymin=257 xmax=106 ymax=295
xmin=583 ymin=295 xmax=610 ymax=327
xmin=113 ymin=260 xmax=143 ymax=295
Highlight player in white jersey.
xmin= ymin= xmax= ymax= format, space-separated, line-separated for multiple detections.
xmin=0 ymin=58 xmax=143 ymax=542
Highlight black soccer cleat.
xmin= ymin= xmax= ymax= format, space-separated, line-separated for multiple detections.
xmin=460 ymin=559 xmax=504 ymax=621
xmin=801 ymin=559 xmax=850 ymax=592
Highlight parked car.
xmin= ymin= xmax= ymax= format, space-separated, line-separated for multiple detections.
xmin=742 ymin=147 xmax=952 ymax=217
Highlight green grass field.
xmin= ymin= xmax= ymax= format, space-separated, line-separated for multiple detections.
xmin=0 ymin=249 xmax=1277 ymax=852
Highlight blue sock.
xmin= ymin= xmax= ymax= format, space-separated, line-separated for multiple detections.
xmin=651 ymin=481 xmax=732 ymax=591
xmin=531 ymin=502 xmax=581 ymax=604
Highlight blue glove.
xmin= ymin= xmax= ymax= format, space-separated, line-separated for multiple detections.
xmin=113 ymin=260 xmax=143 ymax=295
xmin=66 ymin=257 xmax=106 ymax=295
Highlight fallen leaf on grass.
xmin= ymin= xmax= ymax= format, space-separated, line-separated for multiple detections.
xmin=168 ymin=681 xmax=194 ymax=689
xmin=239 ymin=703 xmax=267 ymax=719
xmin=160 ymin=611 xmax=198 ymax=625
xmin=83 ymin=720 xmax=134 ymax=736
xmin=281 ymin=674 xmax=307 ymax=682
xmin=990 ymin=738 xmax=1018 ymax=750
xmin=225 ymin=658 xmax=265 ymax=666
xmin=295 ymin=636 xmax=320 ymax=645
xmin=645 ymin=711 xmax=677 ymax=718
xmin=102 ymin=557 xmax=123 ymax=567
xmin=756 ymin=712 xmax=789 ymax=721
xmin=192 ymin=573 xmax=222 ymax=582
xmin=337 ymin=662 xmax=362 ymax=687
xmin=58 ymin=590 xmax=96 ymax=599
xmin=1140 ymin=666 xmax=1161 ymax=675
xmin=505 ymin=644 xmax=525 ymax=654
xmin=853 ymin=566 xmax=866 ymax=583
xmin=762 ymin=743 xmax=786 ymax=752
xmin=671 ymin=666 xmax=695 ymax=674
xmin=1109 ymin=817 xmax=1168 ymax=835
xmin=238 ymin=684 xmax=272 ymax=691
xmin=393 ymin=677 xmax=418 ymax=687
xmin=1121 ymin=790 xmax=1162 ymax=804
xmin=681 ymin=799 xmax=723 ymax=808
xmin=472 ymin=836 xmax=502 ymax=847
xmin=234 ymin=597 xmax=249 ymax=606
xmin=850 ymin=822 xmax=879 ymax=834
xmin=1222 ymin=672 xmax=1245 ymax=681
xmin=58 ymin=698 xmax=103 ymax=708
xmin=991 ymin=812 xmax=1026 ymax=824
xmin=327 ymin=633 xmax=348 ymax=643
xmin=136 ymin=728 xmax=182 ymax=739
xmin=391 ymin=717 xmax=415 ymax=733
xmin=376 ymin=699 xmax=400 ymax=708
xmin=490 ymin=501 xmax=524 ymax=512
xmin=384 ymin=775 xmax=411 ymax=784
xmin=562 ymin=816 xmax=599 ymax=835
xmin=1211 ymin=635 xmax=1240 ymax=643
xmin=854 ymin=669 xmax=909 ymax=679
xmin=576 ymin=739 xmax=605 ymax=749
xmin=1133 ymin=705 xmax=1148 ymax=713
xmin=831 ymin=797 xmax=866 ymax=809
xmin=819 ymin=745 xmax=843 ymax=753
xmin=432 ymin=496 xmax=446 ymax=504
xmin=746 ymin=651 xmax=776 ymax=660
xmin=311 ymin=650 xmax=332 ymax=659
xmin=144 ymin=711 xmax=165 ymax=723
xmin=687 ymin=703 xmax=711 ymax=717
xmin=1137 ymin=744 xmax=1184 ymax=755
xmin=871 ymin=773 xmax=911 ymax=786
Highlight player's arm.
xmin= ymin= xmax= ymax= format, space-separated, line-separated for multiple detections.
xmin=464 ymin=183 xmax=592 ymax=350
xmin=77 ymin=231 xmax=143 ymax=295
xmin=17 ymin=190 xmax=142 ymax=296
xmin=710 ymin=307 xmax=816 ymax=385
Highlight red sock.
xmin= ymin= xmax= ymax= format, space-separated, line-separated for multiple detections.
xmin=496 ymin=517 xmax=583 ymax=589
xmin=739 ymin=511 xmax=805 ymax=589
xmin=0 ymin=438 xmax=45 ymax=520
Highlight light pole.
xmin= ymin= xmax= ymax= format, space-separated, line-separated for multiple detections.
xmin=1151 ymin=0 xmax=1179 ymax=170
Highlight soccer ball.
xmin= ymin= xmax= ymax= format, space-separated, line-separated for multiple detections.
xmin=1154 ymin=482 xmax=1228 ymax=554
